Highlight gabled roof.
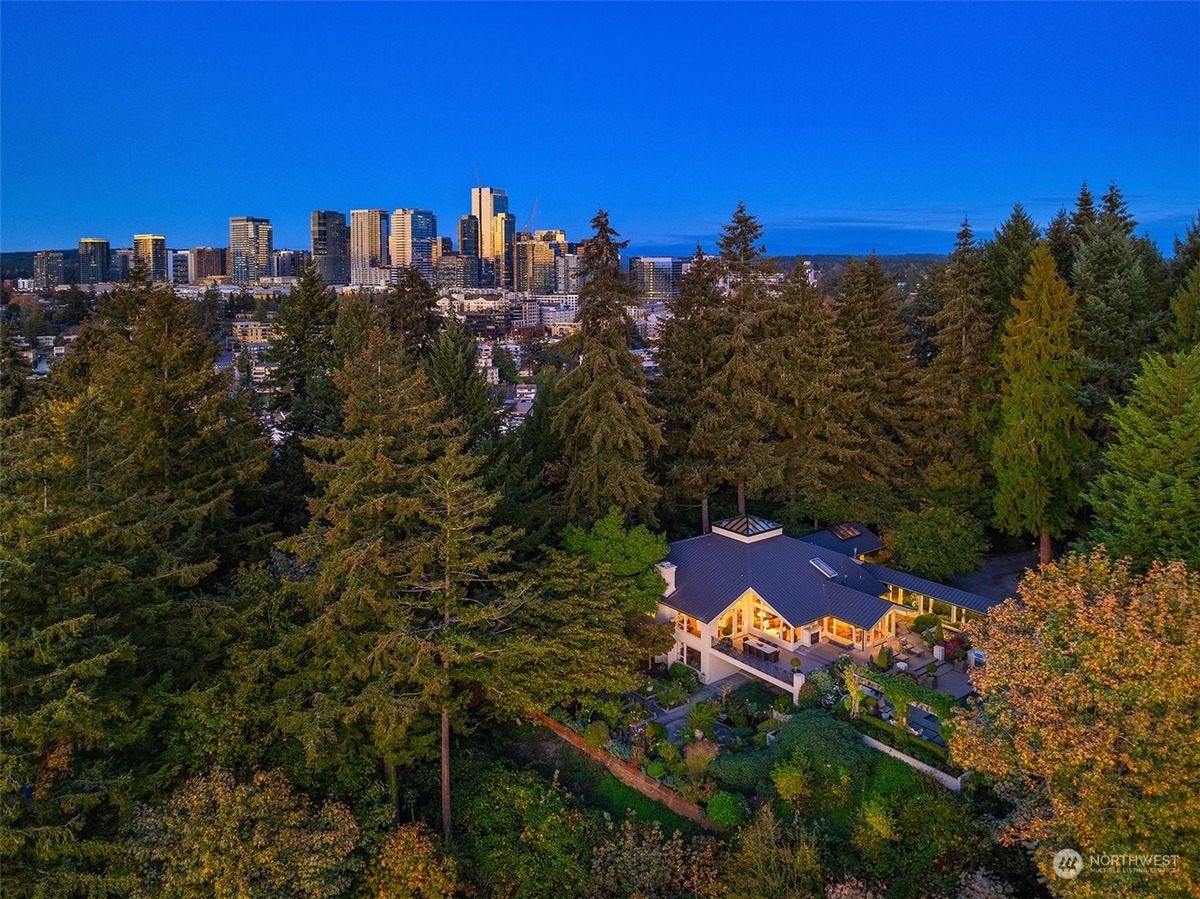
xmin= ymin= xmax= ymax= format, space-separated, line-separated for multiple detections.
xmin=798 ymin=522 xmax=887 ymax=557
xmin=662 ymin=530 xmax=891 ymax=628
xmin=862 ymin=563 xmax=998 ymax=614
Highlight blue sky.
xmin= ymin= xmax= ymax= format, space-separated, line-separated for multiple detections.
xmin=2 ymin=2 xmax=1197 ymax=256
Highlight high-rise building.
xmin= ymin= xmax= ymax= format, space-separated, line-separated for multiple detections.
xmin=109 ymin=248 xmax=136 ymax=282
xmin=78 ymin=238 xmax=110 ymax=284
xmin=229 ymin=217 xmax=273 ymax=286
xmin=628 ymin=256 xmax=683 ymax=301
xmin=271 ymin=249 xmax=309 ymax=278
xmin=555 ymin=252 xmax=585 ymax=294
xmin=350 ymin=209 xmax=389 ymax=287
xmin=189 ymin=246 xmax=226 ymax=282
xmin=436 ymin=254 xmax=482 ymax=290
xmin=133 ymin=234 xmax=168 ymax=281
xmin=458 ymin=215 xmax=480 ymax=258
xmin=493 ymin=212 xmax=516 ymax=287
xmin=471 ymin=187 xmax=514 ymax=286
xmin=32 ymin=251 xmax=65 ymax=291
xmin=513 ymin=235 xmax=557 ymax=294
xmin=389 ymin=208 xmax=438 ymax=281
xmin=310 ymin=210 xmax=349 ymax=285
xmin=170 ymin=250 xmax=190 ymax=284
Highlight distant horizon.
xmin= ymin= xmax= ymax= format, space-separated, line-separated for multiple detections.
xmin=2 ymin=2 xmax=1197 ymax=257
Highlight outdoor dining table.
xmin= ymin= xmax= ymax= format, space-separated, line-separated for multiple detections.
xmin=743 ymin=637 xmax=780 ymax=662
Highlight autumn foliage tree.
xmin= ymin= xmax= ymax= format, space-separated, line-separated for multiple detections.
xmin=952 ymin=550 xmax=1200 ymax=898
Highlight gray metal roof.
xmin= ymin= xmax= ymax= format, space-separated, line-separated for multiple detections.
xmin=663 ymin=531 xmax=892 ymax=629
xmin=798 ymin=522 xmax=887 ymax=557
xmin=862 ymin=563 xmax=998 ymax=614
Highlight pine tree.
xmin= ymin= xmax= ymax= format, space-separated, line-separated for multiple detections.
xmin=992 ymin=244 xmax=1092 ymax=564
xmin=1170 ymin=215 xmax=1200 ymax=293
xmin=1068 ymin=181 xmax=1099 ymax=251
xmin=1100 ymin=180 xmax=1136 ymax=237
xmin=386 ymin=267 xmax=441 ymax=359
xmin=835 ymin=255 xmax=917 ymax=497
xmin=1074 ymin=193 xmax=1167 ymax=432
xmin=1167 ymin=259 xmax=1200 ymax=352
xmin=552 ymin=210 xmax=663 ymax=526
xmin=1045 ymin=208 xmax=1075 ymax=284
xmin=918 ymin=219 xmax=995 ymax=458
xmin=689 ymin=204 xmax=780 ymax=516
xmin=769 ymin=266 xmax=865 ymax=517
xmin=426 ymin=315 xmax=501 ymax=450
xmin=653 ymin=249 xmax=726 ymax=531
xmin=1086 ymin=346 xmax=1200 ymax=571
xmin=984 ymin=203 xmax=1040 ymax=323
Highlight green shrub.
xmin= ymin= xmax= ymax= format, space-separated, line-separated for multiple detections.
xmin=688 ymin=701 xmax=719 ymax=738
xmin=658 ymin=742 xmax=682 ymax=766
xmin=584 ymin=720 xmax=610 ymax=750
xmin=668 ymin=663 xmax=701 ymax=692
xmin=771 ymin=693 xmax=796 ymax=714
xmin=912 ymin=613 xmax=941 ymax=634
xmin=645 ymin=760 xmax=666 ymax=779
xmin=757 ymin=718 xmax=779 ymax=734
xmin=794 ymin=683 xmax=822 ymax=710
xmin=643 ymin=721 xmax=665 ymax=744
xmin=657 ymin=681 xmax=688 ymax=709
xmin=705 ymin=791 xmax=748 ymax=827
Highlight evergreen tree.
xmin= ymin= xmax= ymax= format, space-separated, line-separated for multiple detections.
xmin=918 ymin=219 xmax=995 ymax=457
xmin=1086 ymin=346 xmax=1200 ymax=571
xmin=1074 ymin=193 xmax=1167 ymax=432
xmin=1100 ymin=180 xmax=1136 ymax=237
xmin=426 ymin=315 xmax=500 ymax=450
xmin=1068 ymin=181 xmax=1098 ymax=249
xmin=1045 ymin=207 xmax=1075 ymax=284
xmin=835 ymin=255 xmax=917 ymax=498
xmin=1167 ymin=259 xmax=1200 ymax=352
xmin=265 ymin=261 xmax=343 ymax=533
xmin=1170 ymin=214 xmax=1200 ymax=293
xmin=689 ymin=204 xmax=780 ymax=516
xmin=386 ymin=267 xmax=441 ymax=359
xmin=552 ymin=210 xmax=663 ymax=526
xmin=983 ymin=203 xmax=1040 ymax=323
xmin=1 ymin=275 xmax=271 ymax=892
xmin=0 ymin=312 xmax=36 ymax=418
xmin=652 ymin=248 xmax=726 ymax=531
xmin=992 ymin=244 xmax=1092 ymax=563
xmin=769 ymin=266 xmax=865 ymax=518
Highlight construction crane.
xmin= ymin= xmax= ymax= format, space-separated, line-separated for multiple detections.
xmin=472 ymin=162 xmax=482 ymax=187
xmin=524 ymin=196 xmax=539 ymax=234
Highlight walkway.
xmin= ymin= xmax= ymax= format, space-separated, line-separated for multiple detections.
xmin=653 ymin=673 xmax=753 ymax=743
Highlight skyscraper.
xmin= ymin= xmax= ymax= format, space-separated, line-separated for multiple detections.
xmin=133 ymin=234 xmax=167 ymax=281
xmin=471 ymin=186 xmax=514 ymax=286
xmin=32 ymin=251 xmax=64 ymax=291
xmin=78 ymin=238 xmax=110 ymax=284
xmin=513 ymin=235 xmax=557 ymax=294
xmin=271 ymin=249 xmax=308 ymax=278
xmin=229 ymin=217 xmax=273 ymax=286
xmin=389 ymin=208 xmax=438 ymax=281
xmin=458 ymin=215 xmax=480 ymax=258
xmin=629 ymin=256 xmax=683 ymax=301
xmin=170 ymin=250 xmax=190 ymax=284
xmin=109 ymin=248 xmax=136 ymax=282
xmin=310 ymin=210 xmax=349 ymax=285
xmin=189 ymin=246 xmax=226 ymax=282
xmin=350 ymin=209 xmax=389 ymax=287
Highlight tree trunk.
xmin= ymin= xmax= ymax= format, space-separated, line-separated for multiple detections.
xmin=1039 ymin=528 xmax=1053 ymax=566
xmin=700 ymin=497 xmax=710 ymax=534
xmin=441 ymin=704 xmax=451 ymax=839
xmin=384 ymin=757 xmax=399 ymax=824
xmin=737 ymin=482 xmax=746 ymax=517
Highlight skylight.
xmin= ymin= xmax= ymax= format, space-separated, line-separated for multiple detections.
xmin=810 ymin=557 xmax=838 ymax=579
xmin=831 ymin=523 xmax=862 ymax=540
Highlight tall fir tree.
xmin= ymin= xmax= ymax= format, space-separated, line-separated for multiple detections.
xmin=835 ymin=254 xmax=918 ymax=503
xmin=1167 ymin=259 xmax=1200 ymax=352
xmin=689 ymin=204 xmax=780 ymax=516
xmin=917 ymin=219 xmax=995 ymax=459
xmin=265 ymin=261 xmax=344 ymax=532
xmin=1086 ymin=346 xmax=1200 ymax=571
xmin=652 ymin=248 xmax=726 ymax=532
xmin=386 ymin=267 xmax=442 ymax=359
xmin=1045 ymin=207 xmax=1075 ymax=284
xmin=426 ymin=315 xmax=501 ymax=450
xmin=1 ymin=274 xmax=271 ymax=893
xmin=1073 ymin=187 xmax=1167 ymax=434
xmin=1068 ymin=181 xmax=1099 ymax=253
xmin=992 ymin=244 xmax=1092 ymax=564
xmin=1170 ymin=214 xmax=1200 ymax=293
xmin=984 ymin=203 xmax=1041 ymax=323
xmin=552 ymin=210 xmax=663 ymax=526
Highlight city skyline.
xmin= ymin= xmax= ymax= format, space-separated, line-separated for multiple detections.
xmin=2 ymin=2 xmax=1197 ymax=255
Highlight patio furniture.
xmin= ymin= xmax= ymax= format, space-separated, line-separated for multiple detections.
xmin=743 ymin=637 xmax=780 ymax=663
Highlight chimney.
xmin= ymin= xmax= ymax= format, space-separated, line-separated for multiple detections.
xmin=657 ymin=561 xmax=677 ymax=596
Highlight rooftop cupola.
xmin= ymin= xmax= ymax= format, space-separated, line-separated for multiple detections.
xmin=711 ymin=515 xmax=784 ymax=544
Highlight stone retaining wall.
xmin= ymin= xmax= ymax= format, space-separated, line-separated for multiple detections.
xmin=860 ymin=734 xmax=970 ymax=791
xmin=533 ymin=713 xmax=728 ymax=833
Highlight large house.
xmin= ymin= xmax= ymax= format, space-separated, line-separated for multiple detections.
xmin=655 ymin=515 xmax=1000 ymax=702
